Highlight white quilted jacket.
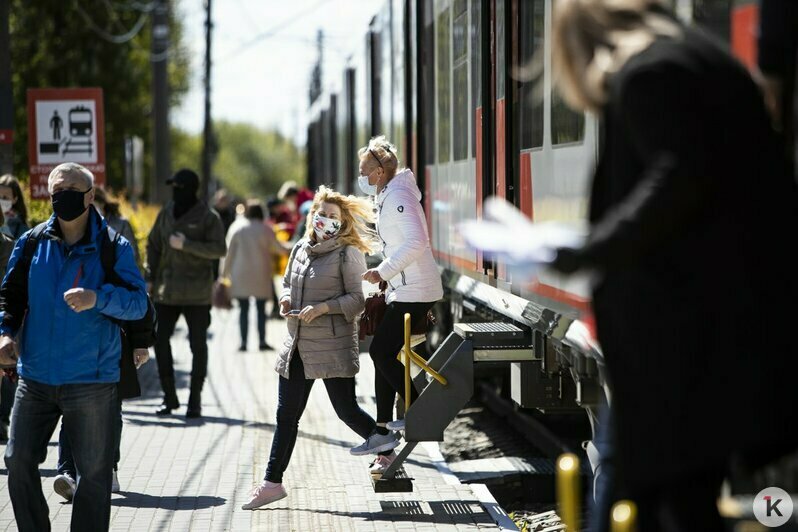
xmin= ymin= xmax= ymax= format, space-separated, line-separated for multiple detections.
xmin=375 ymin=169 xmax=443 ymax=304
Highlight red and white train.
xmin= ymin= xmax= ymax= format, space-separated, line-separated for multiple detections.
xmin=306 ymin=0 xmax=761 ymax=420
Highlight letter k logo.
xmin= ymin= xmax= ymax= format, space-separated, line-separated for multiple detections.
xmin=765 ymin=495 xmax=784 ymax=517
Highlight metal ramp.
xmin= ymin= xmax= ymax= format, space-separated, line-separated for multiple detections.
xmin=373 ymin=319 xmax=531 ymax=492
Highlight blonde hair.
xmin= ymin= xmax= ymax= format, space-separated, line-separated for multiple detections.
xmin=552 ymin=0 xmax=681 ymax=113
xmin=304 ymin=185 xmax=377 ymax=254
xmin=357 ymin=135 xmax=400 ymax=180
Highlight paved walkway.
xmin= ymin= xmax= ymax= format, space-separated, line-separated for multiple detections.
xmin=0 ymin=306 xmax=513 ymax=531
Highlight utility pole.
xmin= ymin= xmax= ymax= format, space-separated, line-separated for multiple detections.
xmin=0 ymin=0 xmax=13 ymax=175
xmin=151 ymin=0 xmax=171 ymax=203
xmin=201 ymin=0 xmax=213 ymax=199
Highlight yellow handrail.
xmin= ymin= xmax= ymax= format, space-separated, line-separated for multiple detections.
xmin=556 ymin=453 xmax=581 ymax=531
xmin=400 ymin=312 xmax=448 ymax=412
xmin=610 ymin=501 xmax=637 ymax=532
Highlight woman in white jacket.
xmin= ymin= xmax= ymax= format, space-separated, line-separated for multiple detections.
xmin=351 ymin=136 xmax=443 ymax=473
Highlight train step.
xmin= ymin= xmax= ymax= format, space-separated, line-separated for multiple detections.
xmin=372 ymin=466 xmax=414 ymax=493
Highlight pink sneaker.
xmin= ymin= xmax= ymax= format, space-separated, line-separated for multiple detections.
xmin=241 ymin=481 xmax=287 ymax=510
xmin=369 ymin=452 xmax=397 ymax=478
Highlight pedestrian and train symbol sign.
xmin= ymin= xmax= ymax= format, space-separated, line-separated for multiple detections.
xmin=27 ymin=88 xmax=105 ymax=199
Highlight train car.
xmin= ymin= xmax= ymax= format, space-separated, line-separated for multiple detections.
xmin=307 ymin=0 xmax=762 ymax=433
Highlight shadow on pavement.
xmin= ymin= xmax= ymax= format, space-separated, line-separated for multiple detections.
xmin=261 ymin=500 xmax=494 ymax=525
xmin=112 ymin=492 xmax=226 ymax=510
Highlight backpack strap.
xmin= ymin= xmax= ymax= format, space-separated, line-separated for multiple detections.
xmin=99 ymin=226 xmax=126 ymax=287
xmin=20 ymin=222 xmax=50 ymax=268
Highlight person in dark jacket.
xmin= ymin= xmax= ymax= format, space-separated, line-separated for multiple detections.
xmin=758 ymin=0 xmax=798 ymax=177
xmin=547 ymin=1 xmax=798 ymax=530
xmin=146 ymin=168 xmax=226 ymax=419
xmin=0 ymin=174 xmax=30 ymax=240
xmin=0 ymin=162 xmax=148 ymax=532
xmin=93 ymin=186 xmax=140 ymax=266
xmin=53 ymin=302 xmax=155 ymax=500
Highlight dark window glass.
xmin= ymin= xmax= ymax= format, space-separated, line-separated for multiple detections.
xmin=518 ymin=0 xmax=544 ymax=149
xmin=470 ymin=0 xmax=481 ymax=157
xmin=437 ymin=7 xmax=451 ymax=163
xmin=693 ymin=0 xmax=731 ymax=42
xmin=453 ymin=63 xmax=469 ymax=160
xmin=453 ymin=10 xmax=468 ymax=61
xmin=454 ymin=0 xmax=467 ymax=17
xmin=551 ymin=90 xmax=584 ymax=145
xmin=496 ymin=0 xmax=505 ymax=100
xmin=421 ymin=2 xmax=436 ymax=163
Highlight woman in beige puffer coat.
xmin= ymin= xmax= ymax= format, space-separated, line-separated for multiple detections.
xmin=242 ymin=186 xmax=400 ymax=511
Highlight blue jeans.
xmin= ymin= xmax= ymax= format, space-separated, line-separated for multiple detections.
xmin=237 ymin=297 xmax=267 ymax=347
xmin=57 ymin=396 xmax=123 ymax=476
xmin=4 ymin=378 xmax=118 ymax=532
xmin=264 ymin=353 xmax=376 ymax=483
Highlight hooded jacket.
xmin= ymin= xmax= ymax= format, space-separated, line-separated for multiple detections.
xmin=276 ymin=237 xmax=366 ymax=379
xmin=146 ymin=200 xmax=226 ymax=306
xmin=374 ymin=168 xmax=443 ymax=304
xmin=0 ymin=208 xmax=148 ymax=385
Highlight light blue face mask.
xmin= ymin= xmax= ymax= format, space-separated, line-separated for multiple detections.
xmin=358 ymin=174 xmax=377 ymax=196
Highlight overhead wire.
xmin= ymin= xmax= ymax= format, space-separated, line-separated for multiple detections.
xmin=75 ymin=2 xmax=149 ymax=44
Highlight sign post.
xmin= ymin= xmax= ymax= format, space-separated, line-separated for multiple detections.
xmin=27 ymin=88 xmax=105 ymax=199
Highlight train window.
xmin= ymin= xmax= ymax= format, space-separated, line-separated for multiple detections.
xmin=551 ymin=90 xmax=585 ymax=145
xmin=518 ymin=0 xmax=544 ymax=149
xmin=496 ymin=0 xmax=505 ymax=100
xmin=692 ymin=0 xmax=731 ymax=43
xmin=470 ymin=0 xmax=481 ymax=157
xmin=454 ymin=0 xmax=467 ymax=18
xmin=453 ymin=5 xmax=469 ymax=161
xmin=421 ymin=2 xmax=436 ymax=164
xmin=437 ymin=7 xmax=452 ymax=163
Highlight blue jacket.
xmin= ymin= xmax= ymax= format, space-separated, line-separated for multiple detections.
xmin=0 ymin=208 xmax=147 ymax=385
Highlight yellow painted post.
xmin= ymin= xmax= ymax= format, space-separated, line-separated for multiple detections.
xmin=610 ymin=501 xmax=637 ymax=532
xmin=404 ymin=313 xmax=411 ymax=412
xmin=557 ymin=453 xmax=580 ymax=531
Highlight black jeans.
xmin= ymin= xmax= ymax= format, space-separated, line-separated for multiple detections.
xmin=57 ymin=396 xmax=123 ymax=476
xmin=368 ymin=301 xmax=434 ymax=423
xmin=154 ymin=304 xmax=211 ymax=408
xmin=5 ymin=379 xmax=117 ymax=532
xmin=264 ymin=353 xmax=376 ymax=483
xmin=237 ymin=297 xmax=267 ymax=347
xmin=0 ymin=374 xmax=16 ymax=424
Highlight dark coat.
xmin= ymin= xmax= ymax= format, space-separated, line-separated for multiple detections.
xmin=565 ymin=27 xmax=798 ymax=490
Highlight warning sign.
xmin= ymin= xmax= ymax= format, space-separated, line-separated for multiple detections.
xmin=27 ymin=88 xmax=105 ymax=199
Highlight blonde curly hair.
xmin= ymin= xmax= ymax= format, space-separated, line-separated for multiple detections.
xmin=304 ymin=185 xmax=378 ymax=254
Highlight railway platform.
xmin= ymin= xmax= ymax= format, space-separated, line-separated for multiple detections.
xmin=0 ymin=309 xmax=516 ymax=531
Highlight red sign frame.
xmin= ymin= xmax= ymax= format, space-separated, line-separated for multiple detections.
xmin=27 ymin=88 xmax=105 ymax=199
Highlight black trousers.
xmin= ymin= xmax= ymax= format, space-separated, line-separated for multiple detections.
xmin=264 ymin=353 xmax=376 ymax=483
xmin=154 ymin=304 xmax=211 ymax=408
xmin=368 ymin=301 xmax=434 ymax=423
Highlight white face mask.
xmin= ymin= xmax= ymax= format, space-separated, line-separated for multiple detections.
xmin=0 ymin=199 xmax=12 ymax=215
xmin=358 ymin=175 xmax=377 ymax=196
xmin=312 ymin=213 xmax=341 ymax=241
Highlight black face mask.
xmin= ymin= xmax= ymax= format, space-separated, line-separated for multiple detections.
xmin=52 ymin=189 xmax=90 ymax=222
xmin=172 ymin=185 xmax=198 ymax=219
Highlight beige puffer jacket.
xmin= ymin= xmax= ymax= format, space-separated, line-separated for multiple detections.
xmin=275 ymin=237 xmax=367 ymax=379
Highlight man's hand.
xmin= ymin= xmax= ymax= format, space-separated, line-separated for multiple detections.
xmin=0 ymin=335 xmax=17 ymax=367
xmin=64 ymin=288 xmax=97 ymax=312
xmin=169 ymin=232 xmax=186 ymax=250
xmin=362 ymin=269 xmax=383 ymax=284
xmin=133 ymin=348 xmax=150 ymax=369
xmin=299 ymin=303 xmax=329 ymax=324
xmin=279 ymin=299 xmax=293 ymax=318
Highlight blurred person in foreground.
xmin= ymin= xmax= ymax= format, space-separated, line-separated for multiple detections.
xmin=0 ymin=162 xmax=147 ymax=532
xmin=545 ymin=1 xmax=798 ymax=530
xmin=146 ymin=169 xmax=226 ymax=419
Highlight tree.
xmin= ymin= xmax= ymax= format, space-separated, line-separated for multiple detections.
xmin=8 ymin=0 xmax=190 ymax=191
xmin=175 ymin=121 xmax=306 ymax=199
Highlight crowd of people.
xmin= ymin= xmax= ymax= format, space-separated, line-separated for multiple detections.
xmin=0 ymin=0 xmax=796 ymax=530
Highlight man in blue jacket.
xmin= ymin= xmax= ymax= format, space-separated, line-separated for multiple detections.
xmin=0 ymin=162 xmax=147 ymax=532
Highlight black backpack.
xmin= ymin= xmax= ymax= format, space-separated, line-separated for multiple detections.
xmin=21 ymin=222 xmax=156 ymax=399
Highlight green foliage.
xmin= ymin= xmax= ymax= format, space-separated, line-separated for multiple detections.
xmin=8 ymin=1 xmax=191 ymax=190
xmin=172 ymin=122 xmax=306 ymax=200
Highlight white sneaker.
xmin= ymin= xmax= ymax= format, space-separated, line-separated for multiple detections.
xmin=112 ymin=470 xmax=120 ymax=493
xmin=350 ymin=430 xmax=400 ymax=456
xmin=386 ymin=419 xmax=405 ymax=431
xmin=53 ymin=473 xmax=76 ymax=502
xmin=241 ymin=481 xmax=287 ymax=510
xmin=369 ymin=452 xmax=397 ymax=478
